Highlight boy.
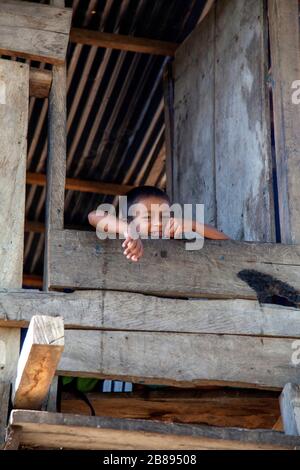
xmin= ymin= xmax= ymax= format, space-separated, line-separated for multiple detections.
xmin=88 ymin=186 xmax=230 ymax=262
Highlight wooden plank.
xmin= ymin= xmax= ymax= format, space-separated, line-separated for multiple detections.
xmin=61 ymin=389 xmax=281 ymax=430
xmin=1 ymin=289 xmax=300 ymax=339
xmin=280 ymin=383 xmax=300 ymax=436
xmin=59 ymin=329 xmax=300 ymax=389
xmin=22 ymin=275 xmax=43 ymax=289
xmin=13 ymin=316 xmax=64 ymax=410
xmin=50 ymin=0 xmax=65 ymax=7
xmin=0 ymin=382 xmax=10 ymax=446
xmin=3 ymin=426 xmax=21 ymax=450
xmin=0 ymin=0 xmax=72 ymax=64
xmin=48 ymin=229 xmax=300 ymax=298
xmin=45 ymin=376 xmax=58 ymax=413
xmin=0 ymin=59 xmax=28 ymax=290
xmin=70 ymin=28 xmax=177 ymax=57
xmin=9 ymin=410 xmax=300 ymax=450
xmin=0 ymin=329 xmax=20 ymax=383
xmin=272 ymin=416 xmax=283 ymax=431
xmin=29 ymin=68 xmax=52 ymax=98
xmin=24 ymin=221 xmax=45 ymax=234
xmin=268 ymin=0 xmax=300 ymax=244
xmin=26 ymin=172 xmax=135 ymax=195
xmin=163 ymin=63 xmax=174 ymax=201
xmin=173 ymin=5 xmax=216 ymax=224
xmin=0 ymin=58 xmax=29 ymax=418
xmin=215 ymin=0 xmax=274 ymax=241
xmin=44 ymin=64 xmax=67 ymax=290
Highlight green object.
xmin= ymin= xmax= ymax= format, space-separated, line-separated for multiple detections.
xmin=62 ymin=376 xmax=74 ymax=387
xmin=76 ymin=378 xmax=99 ymax=393
xmin=62 ymin=376 xmax=99 ymax=392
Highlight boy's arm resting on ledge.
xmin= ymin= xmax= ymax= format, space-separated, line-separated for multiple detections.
xmin=88 ymin=211 xmax=128 ymax=236
xmin=164 ymin=218 xmax=231 ymax=240
xmin=193 ymin=220 xmax=231 ymax=240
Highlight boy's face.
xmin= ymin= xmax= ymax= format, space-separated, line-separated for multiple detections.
xmin=129 ymin=196 xmax=171 ymax=238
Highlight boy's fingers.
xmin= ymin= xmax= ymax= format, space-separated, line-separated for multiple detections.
xmin=127 ymin=245 xmax=141 ymax=258
xmin=124 ymin=240 xmax=138 ymax=255
xmin=122 ymin=237 xmax=130 ymax=248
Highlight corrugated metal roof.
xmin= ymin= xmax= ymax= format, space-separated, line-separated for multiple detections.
xmin=21 ymin=0 xmax=207 ymax=280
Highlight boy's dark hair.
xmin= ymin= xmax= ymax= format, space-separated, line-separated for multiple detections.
xmin=121 ymin=186 xmax=170 ymax=220
xmin=126 ymin=186 xmax=170 ymax=208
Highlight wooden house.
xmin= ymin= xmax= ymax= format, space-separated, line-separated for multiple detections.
xmin=1 ymin=0 xmax=300 ymax=450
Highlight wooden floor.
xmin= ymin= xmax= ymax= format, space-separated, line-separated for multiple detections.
xmin=8 ymin=410 xmax=300 ymax=450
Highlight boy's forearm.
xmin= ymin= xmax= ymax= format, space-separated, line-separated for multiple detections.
xmin=192 ymin=220 xmax=230 ymax=240
xmin=88 ymin=211 xmax=128 ymax=236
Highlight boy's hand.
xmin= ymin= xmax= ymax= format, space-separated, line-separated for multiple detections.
xmin=163 ymin=217 xmax=184 ymax=239
xmin=122 ymin=235 xmax=144 ymax=262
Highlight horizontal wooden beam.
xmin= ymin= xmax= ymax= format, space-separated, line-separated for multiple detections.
xmin=70 ymin=28 xmax=177 ymax=56
xmin=22 ymin=275 xmax=43 ymax=289
xmin=24 ymin=221 xmax=92 ymax=234
xmin=49 ymin=230 xmax=300 ymax=299
xmin=1 ymin=289 xmax=300 ymax=338
xmin=24 ymin=221 xmax=45 ymax=234
xmin=26 ymin=172 xmax=135 ymax=196
xmin=59 ymin=329 xmax=300 ymax=390
xmin=13 ymin=316 xmax=64 ymax=410
xmin=61 ymin=389 xmax=281 ymax=430
xmin=2 ymin=289 xmax=299 ymax=389
xmin=29 ymin=68 xmax=52 ymax=98
xmin=0 ymin=1 xmax=72 ymax=65
xmin=9 ymin=410 xmax=300 ymax=450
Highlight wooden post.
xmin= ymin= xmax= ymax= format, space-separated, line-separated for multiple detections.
xmin=44 ymin=0 xmax=67 ymax=290
xmin=0 ymin=58 xmax=29 ymax=445
xmin=0 ymin=382 xmax=11 ymax=445
xmin=43 ymin=1 xmax=68 ymax=413
xmin=163 ymin=62 xmax=174 ymax=202
xmin=280 ymin=383 xmax=300 ymax=436
xmin=13 ymin=316 xmax=64 ymax=410
xmin=268 ymin=0 xmax=300 ymax=244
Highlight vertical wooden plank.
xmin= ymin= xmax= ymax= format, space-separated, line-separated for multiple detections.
xmin=0 ymin=382 xmax=10 ymax=445
xmin=0 ymin=59 xmax=29 ymax=439
xmin=0 ymin=58 xmax=28 ymax=445
xmin=215 ymin=0 xmax=274 ymax=241
xmin=0 ymin=59 xmax=28 ymax=290
xmin=44 ymin=63 xmax=67 ymax=289
xmin=268 ymin=0 xmax=300 ymax=244
xmin=43 ymin=3 xmax=67 ymax=422
xmin=163 ymin=62 xmax=175 ymax=201
xmin=280 ymin=383 xmax=300 ymax=436
xmin=173 ymin=6 xmax=216 ymax=225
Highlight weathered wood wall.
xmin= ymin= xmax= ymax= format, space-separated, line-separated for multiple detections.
xmin=268 ymin=0 xmax=300 ymax=244
xmin=172 ymin=0 xmax=275 ymax=241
